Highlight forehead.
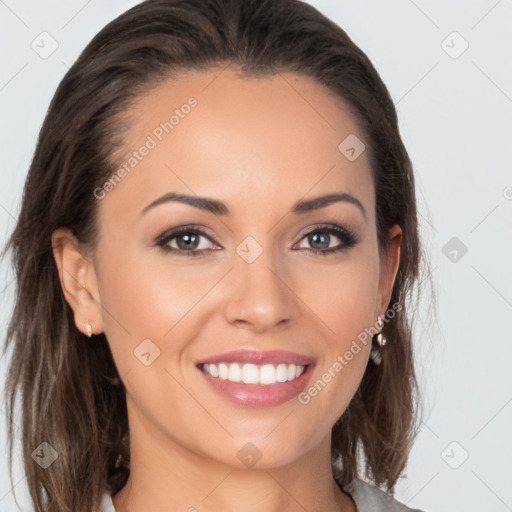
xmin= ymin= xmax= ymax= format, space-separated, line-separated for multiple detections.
xmin=101 ymin=66 xmax=374 ymax=222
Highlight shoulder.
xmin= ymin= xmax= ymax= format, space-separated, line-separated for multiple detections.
xmin=342 ymin=478 xmax=427 ymax=512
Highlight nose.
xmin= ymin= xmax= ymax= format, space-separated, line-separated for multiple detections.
xmin=224 ymin=246 xmax=300 ymax=333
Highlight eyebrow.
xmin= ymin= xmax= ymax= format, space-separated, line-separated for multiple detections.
xmin=141 ymin=191 xmax=366 ymax=220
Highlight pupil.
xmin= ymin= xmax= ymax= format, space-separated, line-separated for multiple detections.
xmin=310 ymin=232 xmax=329 ymax=249
xmin=177 ymin=233 xmax=198 ymax=250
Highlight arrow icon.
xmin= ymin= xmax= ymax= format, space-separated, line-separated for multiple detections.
xmin=236 ymin=441 xmax=262 ymax=467
xmin=31 ymin=442 xmax=58 ymax=468
xmin=338 ymin=134 xmax=365 ymax=161
xmin=440 ymin=31 xmax=469 ymax=59
xmin=31 ymin=32 xmax=59 ymax=59
xmin=442 ymin=236 xmax=467 ymax=263
xmin=134 ymin=339 xmax=161 ymax=366
xmin=236 ymin=236 xmax=263 ymax=263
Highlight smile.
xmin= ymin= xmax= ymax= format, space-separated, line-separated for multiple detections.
xmin=196 ymin=349 xmax=315 ymax=407
xmin=202 ymin=362 xmax=307 ymax=385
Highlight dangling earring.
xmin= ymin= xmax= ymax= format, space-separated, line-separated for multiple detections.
xmin=370 ymin=314 xmax=386 ymax=365
xmin=82 ymin=319 xmax=93 ymax=338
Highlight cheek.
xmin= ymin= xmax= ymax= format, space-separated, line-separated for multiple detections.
xmin=95 ymin=243 xmax=220 ymax=373
xmin=295 ymin=251 xmax=380 ymax=342
xmin=293 ymin=254 xmax=379 ymax=419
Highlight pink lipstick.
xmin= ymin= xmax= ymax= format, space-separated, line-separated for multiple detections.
xmin=196 ymin=350 xmax=315 ymax=407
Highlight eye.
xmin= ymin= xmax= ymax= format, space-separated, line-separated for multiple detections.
xmin=155 ymin=225 xmax=219 ymax=256
xmin=295 ymin=224 xmax=358 ymax=255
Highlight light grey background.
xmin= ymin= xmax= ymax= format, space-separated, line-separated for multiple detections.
xmin=1 ymin=1 xmax=511 ymax=511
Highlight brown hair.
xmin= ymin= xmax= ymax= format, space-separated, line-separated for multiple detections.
xmin=2 ymin=0 xmax=431 ymax=510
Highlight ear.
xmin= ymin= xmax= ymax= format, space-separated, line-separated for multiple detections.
xmin=376 ymin=224 xmax=402 ymax=317
xmin=51 ymin=228 xmax=104 ymax=337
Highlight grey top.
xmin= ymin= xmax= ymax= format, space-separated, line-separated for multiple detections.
xmin=99 ymin=478 xmax=425 ymax=511
xmin=341 ymin=478 xmax=425 ymax=511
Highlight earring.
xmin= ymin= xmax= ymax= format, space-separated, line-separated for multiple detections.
xmin=82 ymin=319 xmax=93 ymax=338
xmin=370 ymin=346 xmax=382 ymax=365
xmin=375 ymin=314 xmax=386 ymax=347
xmin=370 ymin=315 xmax=386 ymax=365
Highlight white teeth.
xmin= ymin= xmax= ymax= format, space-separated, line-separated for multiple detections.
xmin=228 ymin=363 xmax=242 ymax=382
xmin=276 ymin=363 xmax=288 ymax=382
xmin=218 ymin=363 xmax=229 ymax=380
xmin=287 ymin=363 xmax=297 ymax=381
xmin=259 ymin=364 xmax=276 ymax=385
xmin=242 ymin=363 xmax=259 ymax=384
xmin=202 ymin=362 xmax=306 ymax=385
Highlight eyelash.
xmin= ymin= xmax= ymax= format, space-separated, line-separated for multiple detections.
xmin=154 ymin=223 xmax=359 ymax=257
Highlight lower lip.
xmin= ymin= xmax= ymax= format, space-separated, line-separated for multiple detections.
xmin=198 ymin=365 xmax=314 ymax=407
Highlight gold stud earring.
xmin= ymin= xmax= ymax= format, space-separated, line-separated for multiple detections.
xmin=82 ymin=319 xmax=93 ymax=338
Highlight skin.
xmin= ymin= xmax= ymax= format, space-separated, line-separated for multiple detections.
xmin=52 ymin=67 xmax=401 ymax=512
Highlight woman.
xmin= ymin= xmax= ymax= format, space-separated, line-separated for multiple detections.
xmin=3 ymin=0 xmax=432 ymax=510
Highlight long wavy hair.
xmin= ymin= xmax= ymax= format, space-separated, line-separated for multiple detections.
xmin=2 ymin=0 xmax=431 ymax=510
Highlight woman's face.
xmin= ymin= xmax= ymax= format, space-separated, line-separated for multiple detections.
xmin=87 ymin=67 xmax=400 ymax=469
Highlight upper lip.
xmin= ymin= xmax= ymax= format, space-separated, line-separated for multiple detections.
xmin=196 ymin=349 xmax=315 ymax=367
